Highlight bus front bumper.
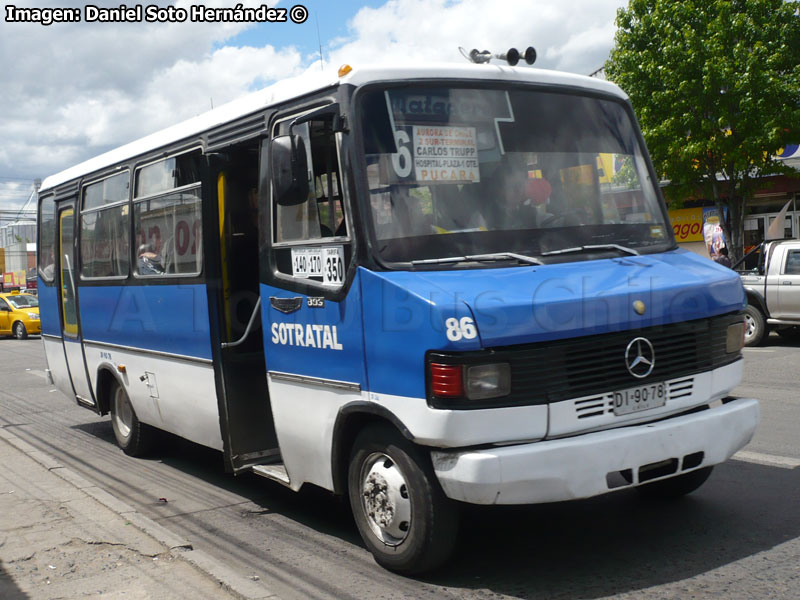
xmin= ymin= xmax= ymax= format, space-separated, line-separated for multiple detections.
xmin=430 ymin=397 xmax=759 ymax=505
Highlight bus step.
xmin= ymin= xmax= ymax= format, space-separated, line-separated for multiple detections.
xmin=251 ymin=464 xmax=291 ymax=487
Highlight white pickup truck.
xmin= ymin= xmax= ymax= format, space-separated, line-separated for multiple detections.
xmin=740 ymin=239 xmax=800 ymax=345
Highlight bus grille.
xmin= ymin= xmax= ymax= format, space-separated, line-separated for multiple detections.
xmin=427 ymin=313 xmax=742 ymax=409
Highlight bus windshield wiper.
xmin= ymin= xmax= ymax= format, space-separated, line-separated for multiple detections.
xmin=411 ymin=252 xmax=544 ymax=266
xmin=540 ymin=244 xmax=640 ymax=257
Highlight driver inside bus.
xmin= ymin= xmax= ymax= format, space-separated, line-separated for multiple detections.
xmin=490 ymin=158 xmax=551 ymax=230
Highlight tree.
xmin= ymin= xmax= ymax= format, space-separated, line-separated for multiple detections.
xmin=605 ymin=0 xmax=800 ymax=263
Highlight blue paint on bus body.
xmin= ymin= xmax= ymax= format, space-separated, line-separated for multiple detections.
xmin=260 ymin=274 xmax=367 ymax=387
xmin=77 ymin=284 xmax=212 ymax=359
xmin=37 ymin=280 xmax=62 ymax=337
xmin=356 ymin=249 xmax=745 ymax=400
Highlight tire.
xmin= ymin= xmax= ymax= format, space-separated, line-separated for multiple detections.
xmin=348 ymin=424 xmax=459 ymax=575
xmin=636 ymin=466 xmax=713 ymax=500
xmin=110 ymin=380 xmax=156 ymax=457
xmin=13 ymin=321 xmax=28 ymax=340
xmin=743 ymin=305 xmax=766 ymax=346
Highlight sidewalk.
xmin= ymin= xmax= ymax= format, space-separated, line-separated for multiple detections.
xmin=0 ymin=426 xmax=276 ymax=600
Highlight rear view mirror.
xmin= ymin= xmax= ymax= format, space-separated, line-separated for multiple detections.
xmin=271 ymin=134 xmax=309 ymax=206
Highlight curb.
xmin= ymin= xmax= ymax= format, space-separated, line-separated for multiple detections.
xmin=0 ymin=426 xmax=279 ymax=600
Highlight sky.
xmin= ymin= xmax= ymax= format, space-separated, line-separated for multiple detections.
xmin=0 ymin=0 xmax=627 ymax=220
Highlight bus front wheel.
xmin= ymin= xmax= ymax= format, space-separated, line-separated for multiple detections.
xmin=110 ymin=380 xmax=156 ymax=457
xmin=347 ymin=424 xmax=459 ymax=575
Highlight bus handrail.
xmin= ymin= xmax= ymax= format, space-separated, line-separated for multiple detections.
xmin=221 ymin=297 xmax=261 ymax=349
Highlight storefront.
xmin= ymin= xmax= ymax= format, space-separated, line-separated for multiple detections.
xmin=668 ymin=144 xmax=800 ymax=268
xmin=668 ymin=206 xmax=730 ymax=259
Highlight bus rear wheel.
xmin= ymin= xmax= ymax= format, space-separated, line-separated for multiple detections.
xmin=347 ymin=424 xmax=459 ymax=575
xmin=110 ymin=380 xmax=156 ymax=457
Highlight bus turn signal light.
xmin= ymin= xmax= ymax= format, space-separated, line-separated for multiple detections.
xmin=430 ymin=363 xmax=464 ymax=398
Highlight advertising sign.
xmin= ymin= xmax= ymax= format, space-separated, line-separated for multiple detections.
xmin=669 ymin=207 xmax=704 ymax=242
xmin=702 ymin=208 xmax=727 ymax=258
xmin=669 ymin=207 xmax=728 ymax=257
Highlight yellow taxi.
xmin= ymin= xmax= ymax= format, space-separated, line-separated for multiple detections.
xmin=0 ymin=292 xmax=41 ymax=339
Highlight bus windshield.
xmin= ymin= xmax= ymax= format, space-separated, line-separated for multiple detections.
xmin=358 ymin=85 xmax=672 ymax=265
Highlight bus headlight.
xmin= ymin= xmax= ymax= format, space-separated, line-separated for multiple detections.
xmin=465 ymin=363 xmax=511 ymax=400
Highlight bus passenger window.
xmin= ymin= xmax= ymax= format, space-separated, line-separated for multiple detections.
xmin=133 ymin=152 xmax=203 ymax=277
xmin=39 ymin=195 xmax=57 ymax=283
xmin=80 ymin=172 xmax=130 ymax=279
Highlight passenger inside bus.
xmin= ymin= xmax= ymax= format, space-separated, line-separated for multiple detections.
xmin=137 ymin=244 xmax=164 ymax=275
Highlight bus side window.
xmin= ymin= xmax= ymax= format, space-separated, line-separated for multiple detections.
xmin=274 ymin=121 xmax=322 ymax=243
xmin=80 ymin=172 xmax=131 ymax=279
xmin=271 ymin=113 xmax=351 ymax=288
xmin=133 ymin=152 xmax=204 ymax=277
xmin=39 ymin=195 xmax=57 ymax=283
xmin=273 ymin=118 xmax=347 ymax=244
xmin=312 ymin=119 xmax=346 ymax=238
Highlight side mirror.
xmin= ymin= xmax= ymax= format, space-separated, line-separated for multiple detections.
xmin=271 ymin=134 xmax=309 ymax=206
xmin=0 ymin=306 xmax=10 ymax=312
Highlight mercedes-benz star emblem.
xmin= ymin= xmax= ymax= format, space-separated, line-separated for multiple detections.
xmin=625 ymin=337 xmax=655 ymax=378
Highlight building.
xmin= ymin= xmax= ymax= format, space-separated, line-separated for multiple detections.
xmin=0 ymin=221 xmax=37 ymax=289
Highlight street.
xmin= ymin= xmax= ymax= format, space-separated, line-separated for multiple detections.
xmin=1 ymin=334 xmax=798 ymax=599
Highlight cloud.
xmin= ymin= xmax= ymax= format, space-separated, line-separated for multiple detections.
xmin=0 ymin=0 xmax=302 ymax=182
xmin=0 ymin=0 xmax=625 ymax=188
xmin=321 ymin=0 xmax=623 ymax=73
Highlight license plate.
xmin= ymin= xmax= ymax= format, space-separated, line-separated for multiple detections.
xmin=613 ymin=382 xmax=667 ymax=416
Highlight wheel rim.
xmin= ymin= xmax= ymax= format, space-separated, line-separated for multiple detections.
xmin=744 ymin=313 xmax=757 ymax=341
xmin=112 ymin=386 xmax=133 ymax=440
xmin=359 ymin=452 xmax=412 ymax=546
xmin=14 ymin=323 xmax=23 ymax=337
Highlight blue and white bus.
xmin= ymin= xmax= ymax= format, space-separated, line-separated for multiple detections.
xmin=38 ymin=62 xmax=759 ymax=574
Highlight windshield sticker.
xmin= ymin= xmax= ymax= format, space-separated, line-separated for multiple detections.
xmin=412 ymin=126 xmax=480 ymax=183
xmin=291 ymin=247 xmax=322 ymax=278
xmin=322 ymin=246 xmax=345 ymax=286
xmin=383 ymin=89 xmax=516 ymax=184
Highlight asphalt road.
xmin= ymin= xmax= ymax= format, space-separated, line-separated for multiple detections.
xmin=1 ymin=334 xmax=798 ymax=599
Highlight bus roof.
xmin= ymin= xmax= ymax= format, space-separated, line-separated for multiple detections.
xmin=40 ymin=63 xmax=627 ymax=192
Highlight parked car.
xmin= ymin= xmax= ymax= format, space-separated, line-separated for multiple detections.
xmin=0 ymin=292 xmax=41 ymax=339
xmin=739 ymin=239 xmax=800 ymax=345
